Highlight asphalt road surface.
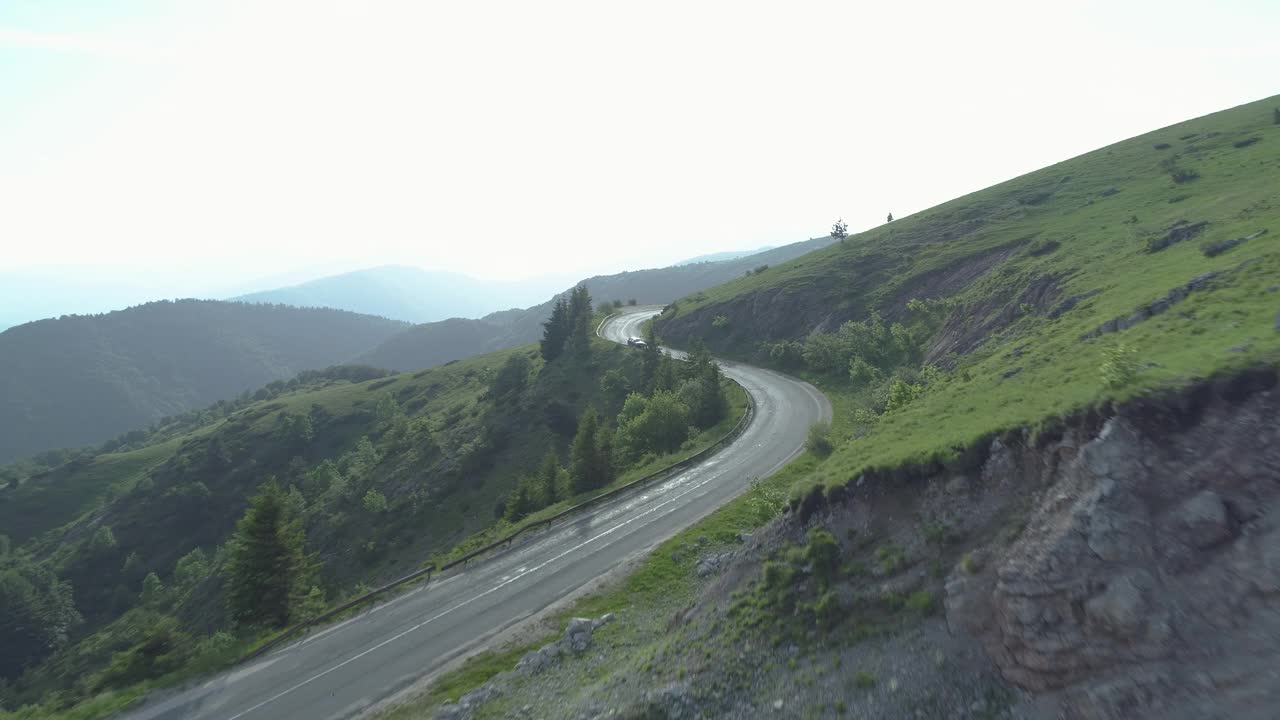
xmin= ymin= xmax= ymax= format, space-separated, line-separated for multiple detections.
xmin=124 ymin=306 xmax=830 ymax=720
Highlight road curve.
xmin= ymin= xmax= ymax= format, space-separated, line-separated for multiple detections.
xmin=124 ymin=306 xmax=830 ymax=720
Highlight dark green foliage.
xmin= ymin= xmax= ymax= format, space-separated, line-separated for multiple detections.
xmin=538 ymin=452 xmax=565 ymax=505
xmin=600 ymin=369 xmax=632 ymax=414
xmin=801 ymin=312 xmax=917 ymax=376
xmin=0 ymin=299 xmax=408 ymax=464
xmin=277 ymin=412 xmax=314 ymax=447
xmin=566 ymin=285 xmax=594 ymax=359
xmin=805 ymin=528 xmax=840 ymax=589
xmin=504 ymin=480 xmax=535 ymax=522
xmin=223 ymin=482 xmax=311 ymax=628
xmin=172 ymin=548 xmax=209 ymax=589
xmin=89 ymin=615 xmax=191 ymax=692
xmin=568 ymin=408 xmax=614 ymax=494
xmin=677 ymin=342 xmax=728 ymax=428
xmin=617 ymin=391 xmax=691 ymax=460
xmin=805 ymin=422 xmax=834 ymax=457
xmin=764 ymin=340 xmax=805 ymax=370
xmin=831 ymin=218 xmax=848 ymax=240
xmin=489 ymin=353 xmax=532 ymax=402
xmin=0 ymin=554 xmax=82 ymax=679
xmin=540 ymin=298 xmax=571 ymax=362
xmin=140 ymin=572 xmax=165 ymax=607
xmin=540 ymin=285 xmax=595 ymax=362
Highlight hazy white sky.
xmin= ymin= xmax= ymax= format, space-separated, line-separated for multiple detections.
xmin=2 ymin=0 xmax=1276 ymax=286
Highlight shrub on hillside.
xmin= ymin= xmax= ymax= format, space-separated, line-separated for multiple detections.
xmin=883 ymin=378 xmax=922 ymax=413
xmin=805 ymin=528 xmax=840 ymax=588
xmin=805 ymin=421 xmax=834 ymax=456
xmin=1159 ymin=156 xmax=1200 ymax=184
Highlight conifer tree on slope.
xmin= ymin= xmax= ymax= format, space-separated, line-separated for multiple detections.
xmin=569 ymin=408 xmax=613 ymax=494
xmin=224 ymin=481 xmax=310 ymax=628
xmin=540 ymin=297 xmax=570 ymax=362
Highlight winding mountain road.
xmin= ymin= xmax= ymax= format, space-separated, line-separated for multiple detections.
xmin=124 ymin=306 xmax=829 ymax=720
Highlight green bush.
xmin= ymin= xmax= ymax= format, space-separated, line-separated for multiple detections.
xmin=848 ymin=356 xmax=881 ymax=385
xmin=805 ymin=422 xmax=834 ymax=457
xmin=883 ymin=379 xmax=922 ymax=413
xmin=805 ymin=528 xmax=840 ymax=588
xmin=761 ymin=560 xmax=794 ymax=592
xmin=904 ymin=590 xmax=936 ymax=615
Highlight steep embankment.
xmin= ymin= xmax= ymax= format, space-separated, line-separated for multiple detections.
xmin=358 ymin=236 xmax=838 ymax=372
xmin=0 ymin=300 xmax=408 ymax=464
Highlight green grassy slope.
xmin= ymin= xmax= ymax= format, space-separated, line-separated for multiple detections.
xmin=659 ymin=94 xmax=1280 ymax=493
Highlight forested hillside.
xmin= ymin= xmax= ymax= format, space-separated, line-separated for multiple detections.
xmin=0 ymin=300 xmax=408 ymax=464
xmin=359 ymin=236 xmax=839 ymax=371
xmin=0 ymin=287 xmax=741 ymax=718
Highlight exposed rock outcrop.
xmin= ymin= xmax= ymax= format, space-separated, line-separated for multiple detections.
xmin=942 ymin=377 xmax=1280 ymax=719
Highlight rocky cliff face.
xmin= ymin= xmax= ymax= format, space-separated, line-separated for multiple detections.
xmin=942 ymin=368 xmax=1280 ymax=718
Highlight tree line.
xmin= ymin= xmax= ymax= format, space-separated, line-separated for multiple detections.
xmin=504 ymin=308 xmax=729 ymax=522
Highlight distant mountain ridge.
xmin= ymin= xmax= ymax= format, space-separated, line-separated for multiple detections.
xmin=358 ymin=235 xmax=839 ymax=372
xmin=0 ymin=300 xmax=408 ymax=463
xmin=673 ymin=246 xmax=776 ymax=266
xmin=231 ymin=265 xmax=570 ymax=323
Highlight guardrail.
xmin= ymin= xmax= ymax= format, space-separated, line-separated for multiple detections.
xmin=439 ymin=383 xmax=753 ymax=573
xmin=237 ymin=308 xmax=749 ymax=664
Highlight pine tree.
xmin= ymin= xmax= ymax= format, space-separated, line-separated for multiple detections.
xmin=224 ymin=482 xmax=310 ymax=628
xmin=569 ymin=408 xmax=601 ymax=494
xmin=538 ymin=451 xmax=563 ymax=505
xmin=541 ymin=298 xmax=570 ymax=362
xmin=639 ymin=322 xmax=662 ymax=385
xmin=652 ymin=354 xmax=680 ymax=393
xmin=504 ymin=479 xmax=534 ymax=522
xmin=596 ymin=424 xmax=615 ymax=487
xmin=566 ymin=284 xmax=594 ymax=358
xmin=140 ymin=572 xmax=165 ymax=607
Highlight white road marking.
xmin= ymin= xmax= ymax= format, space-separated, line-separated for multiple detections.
xmin=225 ymin=447 xmax=729 ymax=720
